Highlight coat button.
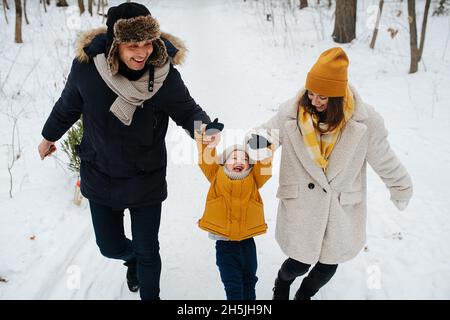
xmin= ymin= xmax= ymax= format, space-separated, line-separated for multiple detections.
xmin=308 ymin=183 xmax=315 ymax=190
xmin=323 ymin=188 xmax=327 ymax=193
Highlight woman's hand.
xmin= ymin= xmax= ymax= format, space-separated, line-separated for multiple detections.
xmin=244 ymin=129 xmax=273 ymax=162
xmin=247 ymin=133 xmax=272 ymax=150
xmin=393 ymin=200 xmax=409 ymax=211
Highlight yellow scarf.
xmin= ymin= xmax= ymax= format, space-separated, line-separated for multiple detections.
xmin=298 ymin=86 xmax=354 ymax=171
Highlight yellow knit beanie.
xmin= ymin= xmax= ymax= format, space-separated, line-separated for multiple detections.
xmin=305 ymin=47 xmax=349 ymax=97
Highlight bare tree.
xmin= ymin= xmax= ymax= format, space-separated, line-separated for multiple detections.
xmin=408 ymin=0 xmax=431 ymax=73
xmin=42 ymin=0 xmax=47 ymax=13
xmin=3 ymin=0 xmax=10 ymax=24
xmin=7 ymin=116 xmax=21 ymax=198
xmin=88 ymin=0 xmax=93 ymax=16
xmin=78 ymin=0 xmax=85 ymax=14
xmin=1 ymin=108 xmax=23 ymax=199
xmin=14 ymin=0 xmax=22 ymax=43
xmin=433 ymin=0 xmax=450 ymax=16
xmin=299 ymin=0 xmax=308 ymax=9
xmin=369 ymin=0 xmax=384 ymax=49
xmin=332 ymin=0 xmax=357 ymax=43
xmin=23 ymin=0 xmax=28 ymax=24
xmin=97 ymin=0 xmax=106 ymax=21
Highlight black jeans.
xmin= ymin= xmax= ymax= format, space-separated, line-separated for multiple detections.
xmin=278 ymin=257 xmax=338 ymax=299
xmin=89 ymin=200 xmax=162 ymax=300
xmin=215 ymin=238 xmax=258 ymax=300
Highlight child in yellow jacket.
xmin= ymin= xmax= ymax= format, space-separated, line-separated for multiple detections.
xmin=195 ymin=126 xmax=273 ymax=300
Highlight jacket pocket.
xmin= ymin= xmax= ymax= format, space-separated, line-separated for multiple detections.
xmin=200 ymin=197 xmax=230 ymax=234
xmin=339 ymin=191 xmax=363 ymax=205
xmin=276 ymin=184 xmax=298 ymax=199
xmin=122 ymin=143 xmax=166 ymax=173
xmin=245 ymin=199 xmax=267 ymax=231
xmin=75 ymin=143 xmax=96 ymax=163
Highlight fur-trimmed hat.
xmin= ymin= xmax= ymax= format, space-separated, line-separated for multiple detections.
xmin=105 ymin=2 xmax=168 ymax=75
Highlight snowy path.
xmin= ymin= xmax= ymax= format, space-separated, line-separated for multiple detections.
xmin=1 ymin=0 xmax=450 ymax=299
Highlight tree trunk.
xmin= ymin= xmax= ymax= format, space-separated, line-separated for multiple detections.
xmin=78 ymin=0 xmax=84 ymax=14
xmin=332 ymin=0 xmax=357 ymax=43
xmin=14 ymin=0 xmax=22 ymax=43
xmin=88 ymin=0 xmax=93 ymax=16
xmin=42 ymin=0 xmax=47 ymax=13
xmin=408 ymin=0 xmax=419 ymax=73
xmin=369 ymin=0 xmax=384 ymax=49
xmin=299 ymin=0 xmax=308 ymax=9
xmin=56 ymin=0 xmax=69 ymax=6
xmin=96 ymin=0 xmax=106 ymax=21
xmin=23 ymin=0 xmax=29 ymax=24
xmin=3 ymin=0 xmax=9 ymax=24
xmin=408 ymin=0 xmax=431 ymax=73
xmin=418 ymin=0 xmax=431 ymax=61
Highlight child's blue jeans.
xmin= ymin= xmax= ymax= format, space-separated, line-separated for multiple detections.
xmin=215 ymin=237 xmax=258 ymax=300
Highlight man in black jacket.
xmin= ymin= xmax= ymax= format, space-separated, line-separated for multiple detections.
xmin=38 ymin=2 xmax=219 ymax=300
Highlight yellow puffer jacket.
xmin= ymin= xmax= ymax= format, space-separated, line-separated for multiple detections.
xmin=196 ymin=140 xmax=273 ymax=241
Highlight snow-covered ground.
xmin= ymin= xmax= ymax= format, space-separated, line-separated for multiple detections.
xmin=1 ymin=0 xmax=449 ymax=299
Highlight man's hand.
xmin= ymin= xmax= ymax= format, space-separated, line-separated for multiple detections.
xmin=38 ymin=138 xmax=57 ymax=160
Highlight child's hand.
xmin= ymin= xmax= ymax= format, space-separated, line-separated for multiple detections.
xmin=247 ymin=134 xmax=272 ymax=150
xmin=199 ymin=123 xmax=222 ymax=148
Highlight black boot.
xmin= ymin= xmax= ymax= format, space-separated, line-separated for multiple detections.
xmin=124 ymin=258 xmax=139 ymax=293
xmin=294 ymin=290 xmax=311 ymax=301
xmin=272 ymin=274 xmax=294 ymax=300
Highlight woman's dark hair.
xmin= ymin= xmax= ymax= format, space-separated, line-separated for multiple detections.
xmin=298 ymin=90 xmax=345 ymax=133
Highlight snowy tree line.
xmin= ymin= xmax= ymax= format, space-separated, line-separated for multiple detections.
xmin=243 ymin=0 xmax=448 ymax=73
xmin=2 ymin=1 xmax=449 ymax=73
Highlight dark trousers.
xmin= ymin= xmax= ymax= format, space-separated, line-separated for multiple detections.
xmin=278 ymin=257 xmax=338 ymax=299
xmin=89 ymin=200 xmax=162 ymax=300
xmin=215 ymin=238 xmax=258 ymax=300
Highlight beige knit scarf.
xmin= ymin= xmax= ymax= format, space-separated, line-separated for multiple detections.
xmin=93 ymin=54 xmax=170 ymax=126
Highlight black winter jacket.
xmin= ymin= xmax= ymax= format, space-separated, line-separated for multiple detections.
xmin=42 ymin=29 xmax=211 ymax=209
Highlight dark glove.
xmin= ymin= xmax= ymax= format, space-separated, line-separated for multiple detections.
xmin=205 ymin=118 xmax=224 ymax=136
xmin=247 ymin=134 xmax=271 ymax=150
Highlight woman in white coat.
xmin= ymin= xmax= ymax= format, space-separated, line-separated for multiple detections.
xmin=256 ymin=47 xmax=413 ymax=300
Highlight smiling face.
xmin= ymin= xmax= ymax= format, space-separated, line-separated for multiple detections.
xmin=225 ymin=150 xmax=250 ymax=173
xmin=307 ymin=91 xmax=329 ymax=113
xmin=118 ymin=39 xmax=153 ymax=70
